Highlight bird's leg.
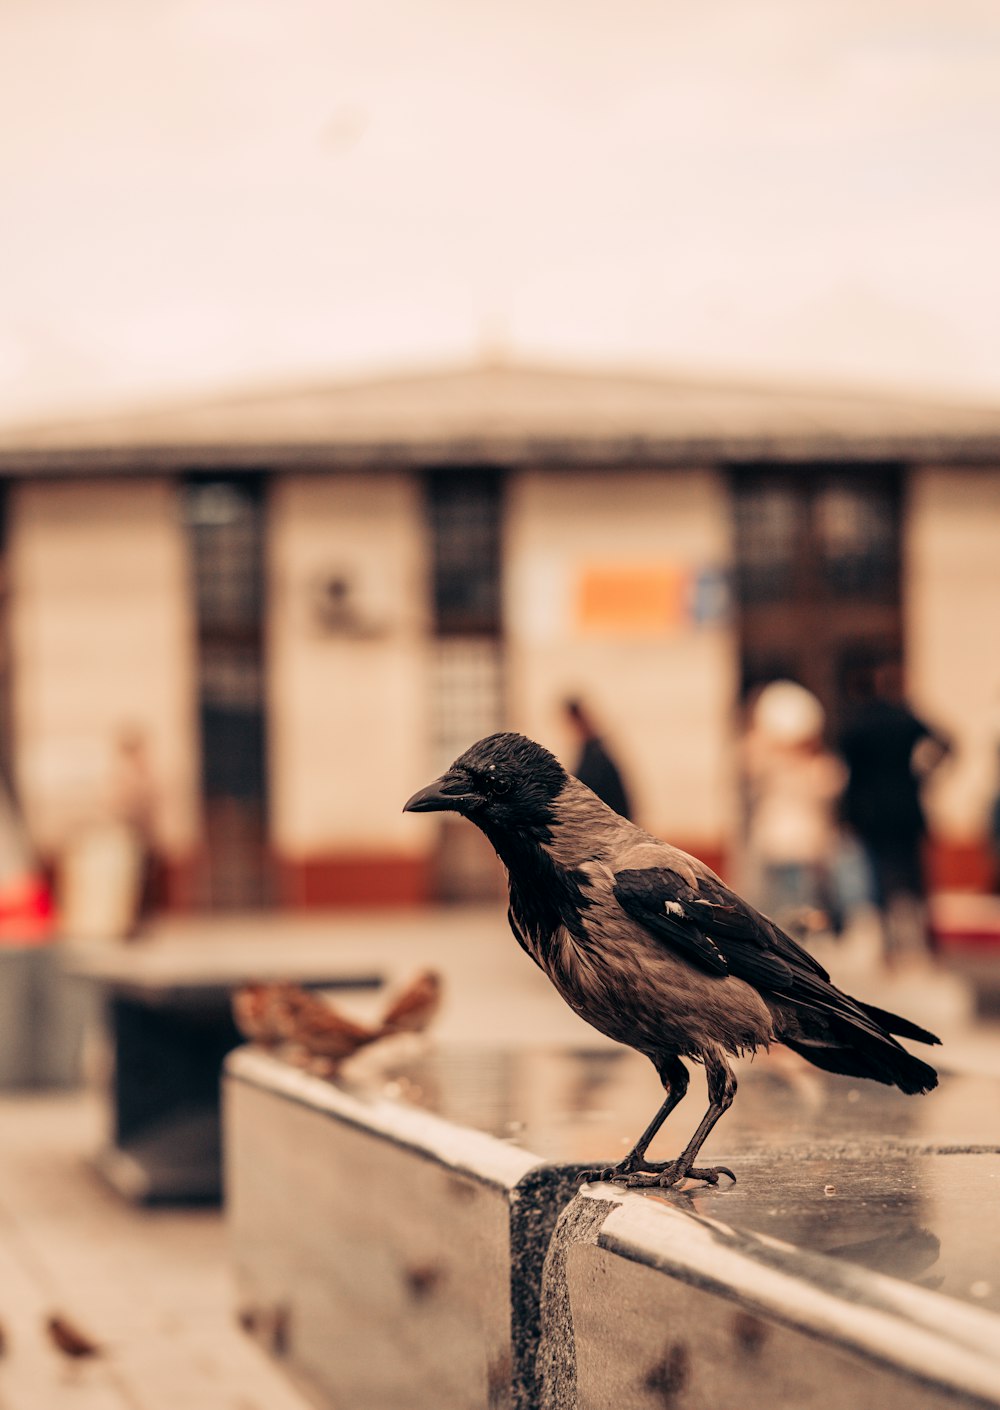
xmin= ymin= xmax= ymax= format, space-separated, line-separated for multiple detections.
xmin=629 ymin=1055 xmax=737 ymax=1189
xmin=579 ymin=1057 xmax=689 ymax=1184
xmin=583 ymin=1055 xmax=737 ymax=1190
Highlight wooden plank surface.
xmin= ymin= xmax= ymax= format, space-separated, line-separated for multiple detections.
xmin=0 ymin=1093 xmax=319 ymax=1410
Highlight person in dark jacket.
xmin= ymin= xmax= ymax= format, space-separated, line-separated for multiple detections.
xmin=563 ymin=698 xmax=632 ymax=820
xmin=839 ymin=661 xmax=951 ymax=966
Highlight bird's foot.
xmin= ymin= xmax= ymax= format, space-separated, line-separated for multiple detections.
xmin=577 ymin=1151 xmax=669 ymax=1185
xmin=578 ymin=1153 xmax=673 ymax=1185
xmin=614 ymin=1161 xmax=733 ymax=1195
xmin=579 ymin=1160 xmax=736 ymax=1190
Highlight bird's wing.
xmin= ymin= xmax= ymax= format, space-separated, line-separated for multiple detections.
xmin=612 ymin=861 xmax=939 ymax=1053
xmin=611 ymin=862 xmax=827 ymax=993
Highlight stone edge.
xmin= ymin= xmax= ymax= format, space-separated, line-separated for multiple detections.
xmin=587 ymin=1185 xmax=1000 ymax=1407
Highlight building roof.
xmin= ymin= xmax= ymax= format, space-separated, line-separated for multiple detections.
xmin=1 ymin=361 xmax=999 ymax=473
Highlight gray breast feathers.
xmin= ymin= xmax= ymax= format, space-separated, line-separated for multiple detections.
xmin=541 ymin=894 xmax=776 ymax=1060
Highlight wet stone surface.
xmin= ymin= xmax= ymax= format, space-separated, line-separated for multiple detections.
xmin=659 ymin=1149 xmax=1000 ymax=1316
xmin=354 ymin=1043 xmax=1000 ymax=1316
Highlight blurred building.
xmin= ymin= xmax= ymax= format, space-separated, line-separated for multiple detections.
xmin=0 ymin=361 xmax=997 ymax=909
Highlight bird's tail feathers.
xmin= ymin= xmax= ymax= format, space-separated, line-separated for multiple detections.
xmin=855 ymin=1000 xmax=941 ymax=1047
xmin=779 ymin=981 xmax=939 ymax=1095
xmin=783 ymin=1033 xmax=938 ymax=1095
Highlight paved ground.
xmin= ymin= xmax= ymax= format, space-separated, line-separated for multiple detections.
xmin=0 ymin=904 xmax=582 ymax=1410
xmin=0 ymin=901 xmax=997 ymax=1409
xmin=0 ymin=1092 xmax=317 ymax=1410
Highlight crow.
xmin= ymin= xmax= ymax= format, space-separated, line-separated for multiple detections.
xmin=404 ymin=731 xmax=939 ymax=1189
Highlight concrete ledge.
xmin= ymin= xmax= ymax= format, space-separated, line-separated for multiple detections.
xmin=225 ymin=1045 xmax=1000 ymax=1410
xmin=224 ymin=1046 xmax=580 ymax=1410
xmin=540 ymin=1184 xmax=1000 ymax=1410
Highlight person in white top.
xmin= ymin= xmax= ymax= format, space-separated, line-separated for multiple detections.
xmin=742 ymin=681 xmax=847 ymax=937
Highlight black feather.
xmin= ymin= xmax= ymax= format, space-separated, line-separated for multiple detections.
xmin=782 ymin=1032 xmax=938 ymax=1095
xmin=612 ymin=871 xmax=730 ymax=975
xmin=856 ymin=1001 xmax=942 ymax=1047
xmin=614 ymin=867 xmax=799 ymax=990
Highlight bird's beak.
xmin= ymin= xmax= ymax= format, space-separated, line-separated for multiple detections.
xmin=403 ymin=771 xmax=479 ymax=814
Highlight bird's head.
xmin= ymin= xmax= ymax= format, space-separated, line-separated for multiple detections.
xmin=403 ymin=732 xmax=568 ymax=839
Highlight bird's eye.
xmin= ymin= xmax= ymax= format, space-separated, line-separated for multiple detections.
xmin=488 ymin=772 xmax=511 ymax=796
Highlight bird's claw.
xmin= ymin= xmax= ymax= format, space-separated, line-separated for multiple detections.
xmin=579 ymin=1162 xmax=736 ymax=1190
xmin=671 ymin=1164 xmax=737 ymax=1189
xmin=577 ymin=1166 xmax=623 ymax=1185
xmin=577 ymin=1155 xmax=670 ymax=1184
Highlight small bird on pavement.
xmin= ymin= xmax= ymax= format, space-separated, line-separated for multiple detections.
xmin=404 ymin=732 xmax=939 ymax=1189
xmin=45 ymin=1313 xmax=101 ymax=1360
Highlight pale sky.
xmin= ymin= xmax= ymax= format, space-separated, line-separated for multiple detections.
xmin=1 ymin=0 xmax=999 ymax=423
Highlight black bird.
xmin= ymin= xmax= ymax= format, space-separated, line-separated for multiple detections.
xmin=404 ymin=732 xmax=939 ymax=1189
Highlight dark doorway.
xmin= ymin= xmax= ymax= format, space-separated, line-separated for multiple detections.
xmin=732 ymin=466 xmax=904 ymax=735
xmin=184 ymin=477 xmax=270 ymax=908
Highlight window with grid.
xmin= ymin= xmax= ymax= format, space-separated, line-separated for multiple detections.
xmin=427 ymin=471 xmax=502 ymax=635
xmin=183 ymin=476 xmax=269 ymax=908
xmin=425 ymin=471 xmax=504 ymax=769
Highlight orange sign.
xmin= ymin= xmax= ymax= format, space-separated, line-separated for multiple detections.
xmin=576 ymin=564 xmax=689 ymax=635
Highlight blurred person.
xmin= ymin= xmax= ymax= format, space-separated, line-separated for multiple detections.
xmin=742 ymin=681 xmax=847 ymax=938
xmin=838 ymin=661 xmax=952 ymax=968
xmin=60 ymin=726 xmax=161 ymax=942
xmin=108 ymin=726 xmax=160 ymax=935
xmin=989 ymin=694 xmax=1000 ymax=894
xmin=563 ymin=697 xmax=632 ymax=820
xmin=989 ymin=790 xmax=1000 ymax=894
